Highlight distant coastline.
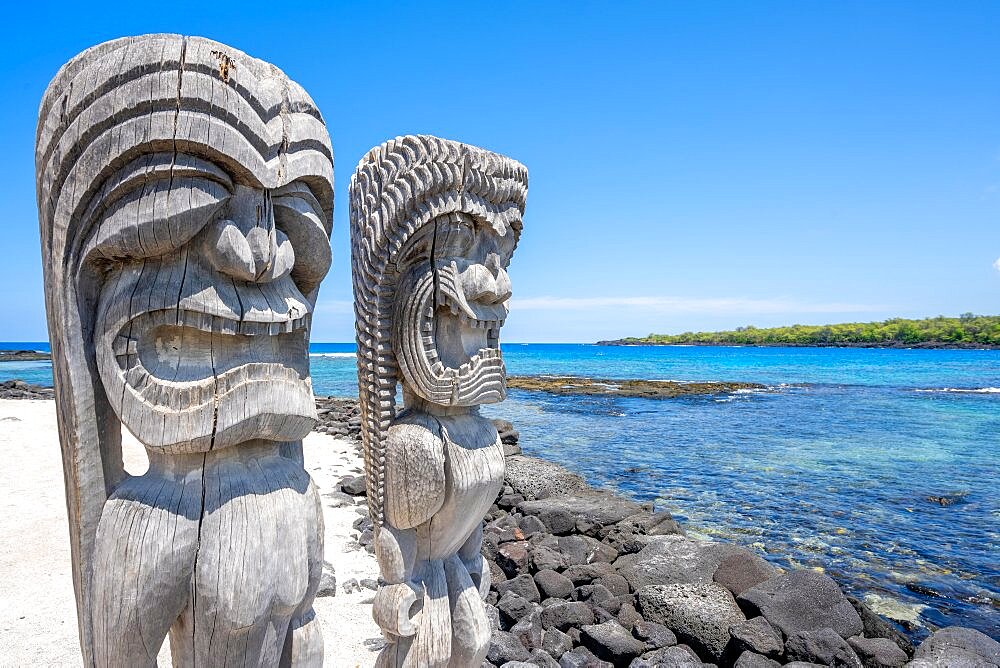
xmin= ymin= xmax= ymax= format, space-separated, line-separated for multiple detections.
xmin=598 ymin=314 xmax=1000 ymax=349
xmin=597 ymin=339 xmax=1000 ymax=350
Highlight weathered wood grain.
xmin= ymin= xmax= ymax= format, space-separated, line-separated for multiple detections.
xmin=36 ymin=34 xmax=333 ymax=667
xmin=350 ymin=136 xmax=527 ymax=666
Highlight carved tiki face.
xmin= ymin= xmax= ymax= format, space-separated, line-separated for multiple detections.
xmin=39 ymin=36 xmax=334 ymax=452
xmin=394 ymin=211 xmax=516 ymax=406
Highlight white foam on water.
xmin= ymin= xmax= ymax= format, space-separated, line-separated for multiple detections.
xmin=915 ymin=387 xmax=1000 ymax=394
xmin=863 ymin=593 xmax=928 ymax=625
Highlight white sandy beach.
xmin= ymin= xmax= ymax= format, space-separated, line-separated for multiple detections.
xmin=0 ymin=398 xmax=381 ymax=667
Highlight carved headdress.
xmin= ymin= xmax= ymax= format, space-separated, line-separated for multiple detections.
xmin=349 ymin=135 xmax=528 ymax=527
xmin=35 ymin=34 xmax=332 ymax=663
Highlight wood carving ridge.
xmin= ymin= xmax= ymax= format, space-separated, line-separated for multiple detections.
xmin=37 ymin=34 xmax=332 ymax=667
xmin=350 ymin=134 xmax=527 ymax=666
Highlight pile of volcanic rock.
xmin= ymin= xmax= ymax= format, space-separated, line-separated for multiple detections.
xmin=0 ymin=379 xmax=54 ymax=400
xmin=313 ymin=396 xmax=363 ymax=440
xmin=477 ymin=454 xmax=999 ymax=668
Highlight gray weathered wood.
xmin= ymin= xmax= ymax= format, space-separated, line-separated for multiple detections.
xmin=350 ymin=136 xmax=528 ymax=666
xmin=36 ymin=34 xmax=333 ymax=667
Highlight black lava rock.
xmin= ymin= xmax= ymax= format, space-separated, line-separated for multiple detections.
xmin=847 ymin=635 xmax=908 ymax=668
xmin=339 ymin=475 xmax=367 ymax=496
xmin=713 ymin=552 xmax=777 ymax=597
xmin=784 ymin=627 xmax=863 ymax=667
xmin=728 ymin=616 xmax=783 ymax=658
xmin=498 ymin=592 xmax=536 ymax=626
xmin=632 ymin=620 xmax=677 ymax=650
xmin=737 ymin=571 xmax=863 ymax=640
xmin=846 ymin=597 xmax=914 ymax=657
xmin=498 ymin=574 xmax=542 ymax=603
xmin=542 ymin=626 xmax=574 ymax=659
xmin=535 ymin=569 xmax=574 ymax=600
xmin=580 ymin=619 xmax=647 ymax=663
xmin=541 ymin=601 xmax=596 ymax=632
xmin=487 ymin=630 xmax=531 ymax=664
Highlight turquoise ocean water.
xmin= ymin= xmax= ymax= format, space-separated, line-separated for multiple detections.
xmin=3 ymin=342 xmax=998 ymax=638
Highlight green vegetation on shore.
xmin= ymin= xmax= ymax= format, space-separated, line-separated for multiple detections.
xmin=601 ymin=314 xmax=1000 ymax=348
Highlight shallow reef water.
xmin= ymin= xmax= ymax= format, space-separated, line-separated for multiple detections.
xmin=484 ymin=344 xmax=1000 ymax=640
xmin=4 ymin=341 xmax=998 ymax=638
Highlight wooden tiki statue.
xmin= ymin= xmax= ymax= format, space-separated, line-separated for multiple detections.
xmin=349 ymin=135 xmax=528 ymax=666
xmin=35 ymin=34 xmax=333 ymax=666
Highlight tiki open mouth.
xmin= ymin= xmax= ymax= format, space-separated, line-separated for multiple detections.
xmin=115 ymin=309 xmax=310 ymax=383
xmin=434 ymin=297 xmax=505 ymax=372
xmin=440 ymin=294 xmax=506 ymax=355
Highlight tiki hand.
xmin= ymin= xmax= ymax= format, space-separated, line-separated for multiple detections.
xmin=372 ymin=582 xmax=421 ymax=637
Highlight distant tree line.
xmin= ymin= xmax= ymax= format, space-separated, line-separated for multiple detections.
xmin=617 ymin=314 xmax=1000 ymax=347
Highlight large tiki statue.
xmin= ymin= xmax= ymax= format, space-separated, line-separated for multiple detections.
xmin=350 ymin=135 xmax=528 ymax=666
xmin=35 ymin=35 xmax=333 ymax=666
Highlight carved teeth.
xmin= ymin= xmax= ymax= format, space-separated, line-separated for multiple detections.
xmin=124 ymin=310 xmax=311 ymax=339
xmin=214 ymin=315 xmax=239 ymax=335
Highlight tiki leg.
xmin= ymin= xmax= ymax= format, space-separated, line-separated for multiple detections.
xmin=280 ymin=607 xmax=324 ymax=667
xmin=168 ymin=449 xmax=323 ymax=667
xmin=444 ymin=555 xmax=491 ymax=667
xmin=280 ymin=477 xmax=326 ymax=668
xmin=90 ymin=471 xmax=202 ymax=667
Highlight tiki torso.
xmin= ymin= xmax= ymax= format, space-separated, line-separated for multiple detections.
xmin=414 ymin=413 xmax=505 ymax=561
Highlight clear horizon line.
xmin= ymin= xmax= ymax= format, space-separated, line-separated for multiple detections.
xmin=316 ymin=296 xmax=891 ymax=315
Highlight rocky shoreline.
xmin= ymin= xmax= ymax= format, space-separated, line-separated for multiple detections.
xmin=3 ymin=384 xmax=997 ymax=665
xmin=507 ymin=377 xmax=769 ymax=399
xmin=0 ymin=350 xmax=51 ymax=362
xmin=0 ymin=379 xmax=55 ymax=399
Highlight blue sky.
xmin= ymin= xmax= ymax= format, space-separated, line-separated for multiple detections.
xmin=2 ymin=1 xmax=998 ymax=342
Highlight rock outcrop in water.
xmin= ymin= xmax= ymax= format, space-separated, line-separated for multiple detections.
xmin=507 ymin=376 xmax=768 ymax=399
xmin=0 ymin=350 xmax=51 ymax=362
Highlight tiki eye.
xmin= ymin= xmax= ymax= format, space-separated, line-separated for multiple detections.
xmin=273 ymin=181 xmax=331 ymax=294
xmin=434 ymin=213 xmax=475 ymax=257
xmin=82 ymin=153 xmax=232 ymax=264
xmin=85 ymin=176 xmax=230 ymax=263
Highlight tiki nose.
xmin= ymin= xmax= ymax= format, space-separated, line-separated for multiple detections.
xmin=246 ymin=226 xmax=275 ymax=277
xmin=491 ymin=267 xmax=512 ymax=304
xmin=461 ymin=258 xmax=511 ymax=305
xmin=484 ymin=253 xmax=511 ymax=303
xmin=200 ymin=220 xmax=295 ymax=283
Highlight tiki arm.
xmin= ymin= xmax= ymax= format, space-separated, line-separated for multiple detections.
xmin=373 ymin=417 xmax=446 ymax=636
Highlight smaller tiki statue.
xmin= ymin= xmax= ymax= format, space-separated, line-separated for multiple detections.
xmin=36 ymin=35 xmax=333 ymax=666
xmin=350 ymin=136 xmax=528 ymax=666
